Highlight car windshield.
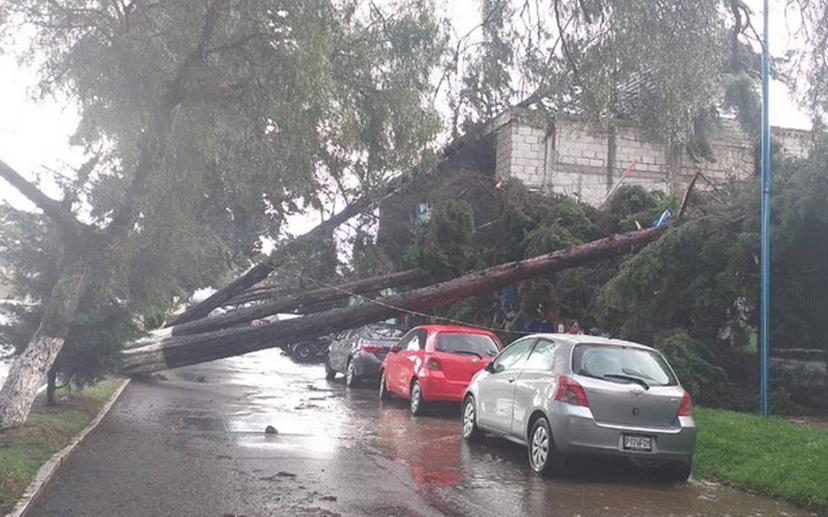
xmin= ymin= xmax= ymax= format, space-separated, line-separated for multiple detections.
xmin=435 ymin=333 xmax=500 ymax=357
xmin=572 ymin=344 xmax=676 ymax=387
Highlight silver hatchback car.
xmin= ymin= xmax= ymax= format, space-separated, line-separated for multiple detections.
xmin=462 ymin=334 xmax=695 ymax=480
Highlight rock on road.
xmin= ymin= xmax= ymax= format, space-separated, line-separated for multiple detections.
xmin=28 ymin=350 xmax=814 ymax=517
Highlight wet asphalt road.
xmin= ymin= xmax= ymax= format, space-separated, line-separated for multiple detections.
xmin=29 ymin=350 xmax=815 ymax=517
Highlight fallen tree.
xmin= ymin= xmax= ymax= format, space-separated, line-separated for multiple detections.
xmin=166 ymin=179 xmax=411 ymax=326
xmin=155 ymin=268 xmax=428 ymax=337
xmin=121 ymin=225 xmax=667 ymax=374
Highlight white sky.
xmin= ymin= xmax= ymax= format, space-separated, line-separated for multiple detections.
xmin=0 ymin=0 xmax=814 ymax=224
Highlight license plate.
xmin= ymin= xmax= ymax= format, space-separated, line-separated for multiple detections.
xmin=623 ymin=434 xmax=653 ymax=451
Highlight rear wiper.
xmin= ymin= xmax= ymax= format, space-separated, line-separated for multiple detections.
xmin=451 ymin=350 xmax=482 ymax=358
xmin=602 ymin=374 xmax=650 ymax=390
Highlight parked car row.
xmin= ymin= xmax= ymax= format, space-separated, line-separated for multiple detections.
xmin=324 ymin=324 xmax=696 ymax=481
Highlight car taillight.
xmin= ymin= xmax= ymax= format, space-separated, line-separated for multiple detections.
xmin=554 ymin=376 xmax=589 ymax=407
xmin=677 ymin=391 xmax=693 ymax=417
xmin=360 ymin=343 xmax=385 ymax=354
xmin=426 ymin=358 xmax=442 ymax=370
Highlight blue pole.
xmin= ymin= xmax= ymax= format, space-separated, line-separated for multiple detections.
xmin=759 ymin=0 xmax=771 ymax=417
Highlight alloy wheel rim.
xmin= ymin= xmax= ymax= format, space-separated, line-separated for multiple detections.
xmin=531 ymin=425 xmax=549 ymax=469
xmin=463 ymin=402 xmax=475 ymax=437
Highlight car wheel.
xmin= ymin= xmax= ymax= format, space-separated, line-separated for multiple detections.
xmin=345 ymin=359 xmax=359 ymax=388
xmin=293 ymin=343 xmax=314 ymax=362
xmin=462 ymin=396 xmax=483 ymax=442
xmin=409 ymin=379 xmax=425 ymax=416
xmin=528 ymin=417 xmax=566 ymax=476
xmin=662 ymin=461 xmax=692 ymax=482
xmin=379 ymin=370 xmax=391 ymax=400
xmin=324 ymin=357 xmax=336 ymax=380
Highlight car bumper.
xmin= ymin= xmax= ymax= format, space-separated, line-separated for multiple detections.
xmin=550 ymin=406 xmax=695 ymax=463
xmin=418 ymin=375 xmax=469 ymax=403
xmin=351 ymin=352 xmax=385 ymax=379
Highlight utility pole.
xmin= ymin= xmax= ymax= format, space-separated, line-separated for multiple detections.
xmin=759 ymin=0 xmax=772 ymax=417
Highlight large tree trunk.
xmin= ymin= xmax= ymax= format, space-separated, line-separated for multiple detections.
xmin=163 ymin=268 xmax=428 ymax=337
xmin=225 ymin=268 xmax=426 ymax=306
xmin=121 ymin=226 xmax=666 ymax=374
xmin=0 ymin=261 xmax=89 ymax=429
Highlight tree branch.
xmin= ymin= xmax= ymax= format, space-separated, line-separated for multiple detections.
xmin=0 ymin=160 xmax=86 ymax=236
xmin=165 ymin=173 xmax=412 ymax=326
xmin=105 ymin=0 xmax=228 ymax=241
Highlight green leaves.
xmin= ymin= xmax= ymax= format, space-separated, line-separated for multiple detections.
xmin=1 ymin=0 xmax=446 ymax=307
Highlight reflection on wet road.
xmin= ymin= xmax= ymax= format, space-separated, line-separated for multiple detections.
xmin=30 ymin=350 xmax=815 ymax=516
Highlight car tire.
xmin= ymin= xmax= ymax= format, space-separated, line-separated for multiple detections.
xmin=528 ymin=417 xmax=566 ymax=477
xmin=293 ymin=343 xmax=314 ymax=362
xmin=379 ymin=370 xmax=391 ymax=400
xmin=462 ymin=396 xmax=484 ymax=442
xmin=409 ymin=379 xmax=425 ymax=416
xmin=345 ymin=359 xmax=359 ymax=388
xmin=324 ymin=357 xmax=336 ymax=380
xmin=662 ymin=461 xmax=692 ymax=482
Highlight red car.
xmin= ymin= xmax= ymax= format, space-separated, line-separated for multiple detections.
xmin=379 ymin=325 xmax=502 ymax=415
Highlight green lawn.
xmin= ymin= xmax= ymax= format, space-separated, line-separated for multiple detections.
xmin=0 ymin=378 xmax=121 ymax=514
xmin=695 ymin=407 xmax=828 ymax=513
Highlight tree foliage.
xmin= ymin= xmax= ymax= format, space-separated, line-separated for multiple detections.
xmin=0 ymin=0 xmax=445 ymax=306
xmin=441 ymin=0 xmax=765 ymax=153
xmin=0 ymin=206 xmax=143 ymax=391
xmin=0 ymin=0 xmax=447 ymax=402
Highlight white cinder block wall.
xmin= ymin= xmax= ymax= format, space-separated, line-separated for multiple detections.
xmin=492 ymin=109 xmax=810 ymax=205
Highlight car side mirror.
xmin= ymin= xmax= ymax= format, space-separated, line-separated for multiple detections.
xmin=485 ymin=361 xmax=496 ymax=373
xmin=390 ymin=344 xmax=400 ymax=353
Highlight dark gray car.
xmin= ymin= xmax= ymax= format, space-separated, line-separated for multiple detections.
xmin=326 ymin=323 xmax=407 ymax=387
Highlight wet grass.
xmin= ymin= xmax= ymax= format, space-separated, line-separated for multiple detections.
xmin=0 ymin=378 xmax=121 ymax=514
xmin=694 ymin=407 xmax=828 ymax=513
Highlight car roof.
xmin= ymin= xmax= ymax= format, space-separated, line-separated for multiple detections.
xmin=413 ymin=324 xmax=498 ymax=336
xmin=523 ymin=333 xmax=656 ymax=352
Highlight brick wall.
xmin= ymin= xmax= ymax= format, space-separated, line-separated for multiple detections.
xmin=492 ymin=109 xmax=811 ymax=205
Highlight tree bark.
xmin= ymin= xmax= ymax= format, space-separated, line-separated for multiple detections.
xmin=0 ymin=260 xmax=89 ymax=429
xmin=226 ymin=268 xmax=425 ymax=306
xmin=162 ymin=268 xmax=428 ymax=337
xmin=46 ymin=368 xmax=57 ymax=407
xmin=121 ymin=226 xmax=666 ymax=375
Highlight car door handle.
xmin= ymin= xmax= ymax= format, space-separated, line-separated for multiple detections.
xmin=508 ymin=377 xmax=516 ymax=383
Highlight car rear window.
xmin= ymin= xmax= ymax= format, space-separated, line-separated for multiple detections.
xmin=435 ymin=333 xmax=500 ymax=357
xmin=365 ymin=325 xmax=406 ymax=340
xmin=572 ymin=344 xmax=677 ymax=387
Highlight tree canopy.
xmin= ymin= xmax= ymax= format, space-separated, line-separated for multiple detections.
xmin=0 ymin=0 xmax=445 ymax=312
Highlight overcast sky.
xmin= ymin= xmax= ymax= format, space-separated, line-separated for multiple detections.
xmin=0 ymin=0 xmax=814 ymax=222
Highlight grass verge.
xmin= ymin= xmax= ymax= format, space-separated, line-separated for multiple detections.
xmin=0 ymin=378 xmax=121 ymax=514
xmin=695 ymin=407 xmax=828 ymax=513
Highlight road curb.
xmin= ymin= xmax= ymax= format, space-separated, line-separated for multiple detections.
xmin=5 ymin=377 xmax=132 ymax=517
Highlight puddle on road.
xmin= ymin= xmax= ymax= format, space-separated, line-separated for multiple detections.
xmin=160 ymin=349 xmax=816 ymax=517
